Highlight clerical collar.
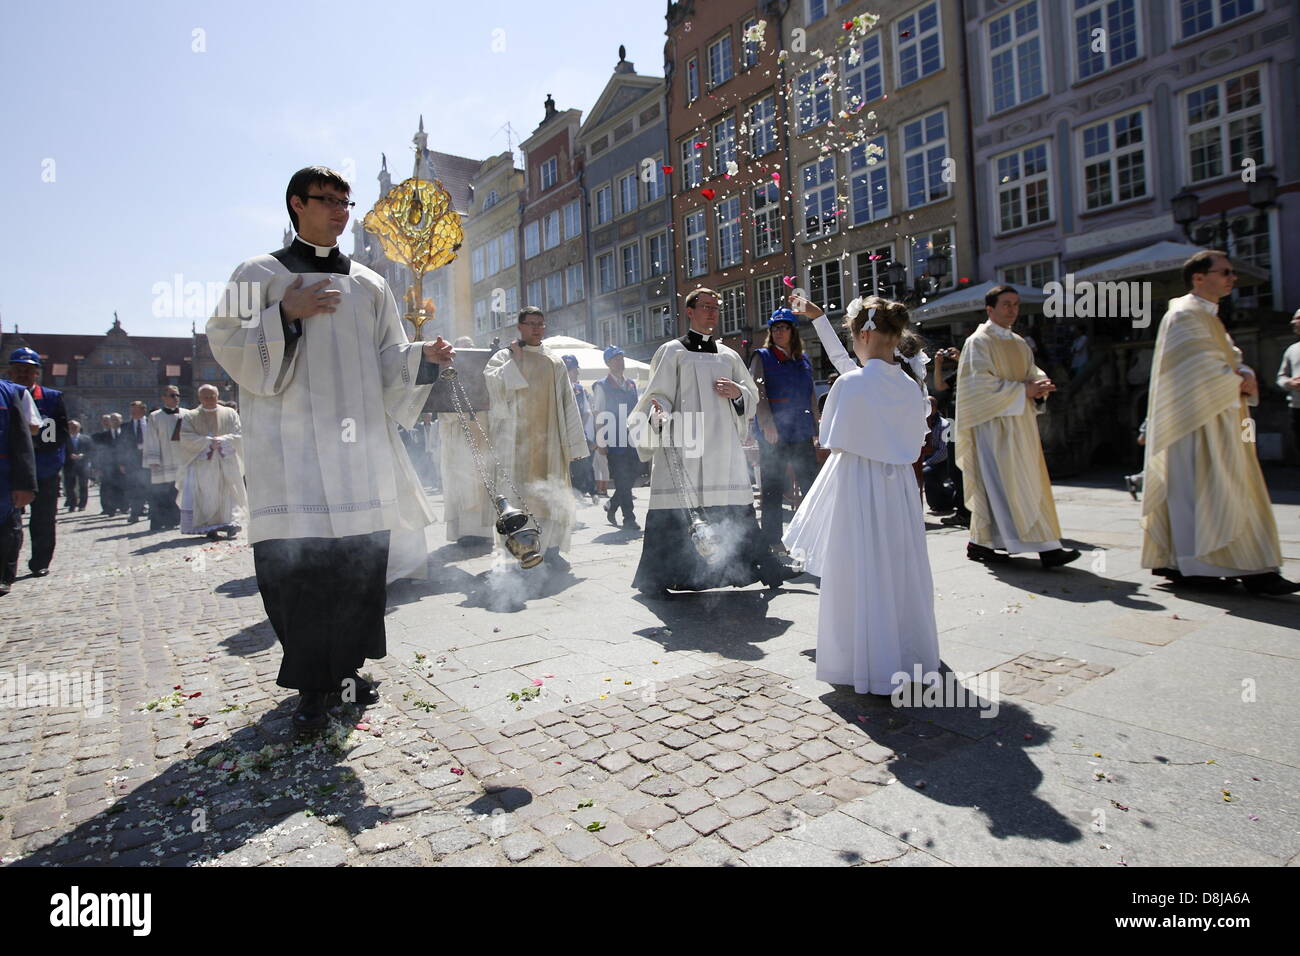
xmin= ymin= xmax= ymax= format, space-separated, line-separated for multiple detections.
xmin=162 ymin=406 xmax=178 ymax=414
xmin=688 ymin=328 xmax=713 ymax=342
xmin=1190 ymin=292 xmax=1219 ymax=316
xmin=984 ymin=321 xmax=1017 ymax=340
xmin=294 ymin=234 xmax=339 ymax=257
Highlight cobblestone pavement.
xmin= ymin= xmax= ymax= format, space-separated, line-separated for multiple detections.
xmin=1 ymin=473 xmax=1297 ymax=867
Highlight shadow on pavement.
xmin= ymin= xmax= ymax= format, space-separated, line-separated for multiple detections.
xmin=632 ymin=589 xmax=797 ymax=661
xmin=820 ymin=678 xmax=1082 ymax=846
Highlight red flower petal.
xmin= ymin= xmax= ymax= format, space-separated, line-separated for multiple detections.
xmin=700 ymin=188 xmax=716 ymax=201
xmin=449 ymin=767 xmax=464 ymax=775
xmin=187 ymin=692 xmax=202 ymax=699
xmin=191 ymin=716 xmax=208 ymax=728
xmin=661 ymin=164 xmax=674 ymax=174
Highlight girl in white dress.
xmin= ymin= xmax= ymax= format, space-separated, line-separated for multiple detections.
xmin=783 ymin=295 xmax=940 ymax=695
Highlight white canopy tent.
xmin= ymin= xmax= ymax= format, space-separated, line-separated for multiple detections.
xmin=541 ymin=335 xmax=652 ymax=387
xmin=1072 ymin=240 xmax=1269 ymax=282
xmin=910 ymin=280 xmax=1049 ymax=326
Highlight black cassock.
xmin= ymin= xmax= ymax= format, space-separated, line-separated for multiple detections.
xmin=632 ymin=330 xmax=788 ymax=594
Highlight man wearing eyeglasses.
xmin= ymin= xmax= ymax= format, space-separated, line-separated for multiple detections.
xmin=483 ymin=307 xmax=589 ymax=563
xmin=1141 ymin=250 xmax=1298 ymax=595
xmin=206 ymin=165 xmax=456 ymax=731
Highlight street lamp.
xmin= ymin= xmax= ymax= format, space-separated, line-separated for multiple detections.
xmin=884 ymin=244 xmax=951 ymax=304
xmin=1172 ymin=174 xmax=1277 ymax=248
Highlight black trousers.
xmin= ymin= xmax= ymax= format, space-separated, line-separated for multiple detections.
xmin=149 ymin=481 xmax=179 ymax=529
xmin=606 ymin=447 xmax=639 ymax=522
xmin=253 ymin=531 xmax=390 ymax=692
xmin=569 ymin=454 xmax=595 ymax=495
xmin=1291 ymin=408 xmax=1300 ymax=460
xmin=99 ymin=472 xmax=125 ymax=514
xmin=126 ymin=467 xmax=150 ymax=519
xmin=23 ymin=473 xmax=60 ymax=572
xmin=0 ymin=508 xmax=21 ymax=587
xmin=757 ymin=437 xmax=820 ymax=546
xmin=63 ymin=464 xmax=89 ymax=509
xmin=634 ymin=504 xmax=785 ymax=592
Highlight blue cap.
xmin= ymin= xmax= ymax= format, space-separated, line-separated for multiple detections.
xmin=767 ymin=308 xmax=798 ymax=328
xmin=8 ymin=348 xmax=41 ymax=367
xmin=561 ymin=354 xmax=579 ymax=369
xmin=603 ymin=345 xmax=625 ymax=363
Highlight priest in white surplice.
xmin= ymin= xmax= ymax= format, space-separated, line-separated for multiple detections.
xmin=631 ymin=288 xmax=792 ymax=596
xmin=141 ymin=385 xmax=184 ymax=530
xmin=439 ymin=336 xmax=497 ymax=545
xmin=955 ymin=285 xmax=1080 ymax=570
xmin=177 ymin=386 xmax=246 ymax=539
xmin=206 ymin=166 xmax=454 ymax=732
xmin=483 ymin=307 xmax=588 ymax=559
xmin=1141 ymin=250 xmax=1298 ymax=595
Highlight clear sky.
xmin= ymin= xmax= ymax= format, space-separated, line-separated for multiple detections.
xmin=0 ymin=0 xmax=668 ymax=338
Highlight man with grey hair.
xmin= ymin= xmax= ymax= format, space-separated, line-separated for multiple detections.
xmin=178 ymin=385 xmax=245 ymax=539
xmin=1277 ymin=309 xmax=1300 ymax=462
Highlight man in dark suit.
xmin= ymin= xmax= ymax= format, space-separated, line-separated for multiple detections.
xmin=123 ymin=401 xmax=151 ymax=523
xmin=7 ymin=348 xmax=68 ymax=576
xmin=90 ymin=413 xmax=123 ymax=515
xmin=62 ymin=419 xmax=91 ymax=511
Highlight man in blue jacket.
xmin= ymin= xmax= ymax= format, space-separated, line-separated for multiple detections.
xmin=0 ymin=378 xmax=38 ymax=595
xmin=7 ymin=348 xmax=68 ymax=577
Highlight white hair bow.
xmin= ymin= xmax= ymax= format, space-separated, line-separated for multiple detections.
xmin=894 ymin=347 xmax=929 ymax=381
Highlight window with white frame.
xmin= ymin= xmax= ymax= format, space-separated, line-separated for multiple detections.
xmin=543 ymin=211 xmax=560 ymax=250
xmin=594 ymin=184 xmax=613 ymax=225
xmin=685 ymin=211 xmax=708 ymax=278
xmin=750 ymin=95 xmax=777 ymax=155
xmin=502 ymin=230 xmax=516 ymax=268
xmin=599 ymin=317 xmax=616 ymax=346
xmin=995 ymin=142 xmax=1052 ymax=233
xmin=1179 ymin=0 xmax=1257 ymax=41
xmin=651 ymin=304 xmax=675 ymax=339
xmin=644 ymin=160 xmax=666 ymax=203
xmin=487 ymin=237 xmax=500 ymax=275
xmin=1080 ymin=110 xmax=1148 ymax=210
xmin=713 ymin=115 xmax=736 ymax=177
xmin=621 ymin=242 xmax=642 ymax=286
xmin=742 ymin=17 xmax=760 ymax=69
xmin=752 ymin=183 xmax=782 ymax=258
xmin=686 ymin=56 xmax=700 ymax=103
xmin=708 ymin=33 xmax=734 ymax=89
xmin=616 ymin=172 xmax=637 ymax=216
xmin=1075 ymin=0 xmax=1139 ymax=80
xmin=807 ymin=260 xmax=843 ymax=312
xmin=647 ymin=232 xmax=670 ymax=277
xmin=505 ymin=285 xmax=519 ymax=318
xmin=719 ymin=286 xmax=746 ymax=335
xmin=715 ymin=196 xmax=742 ymax=268
xmin=526 ymin=279 xmax=542 ymax=308
xmin=902 ymin=109 xmax=949 ymax=208
xmin=483 ymin=190 xmax=499 ymax=211
xmin=566 ymin=263 xmax=584 ymax=302
xmin=807 ymin=0 xmax=828 ymax=23
xmin=1226 ymin=211 xmax=1273 ymax=309
xmin=474 ymin=298 xmax=488 ymax=334
xmin=842 ymin=32 xmax=884 ymax=109
xmin=897 ymin=2 xmax=943 ymax=88
xmin=849 ymin=137 xmax=889 ymax=226
xmin=625 ymin=310 xmax=645 ymax=345
xmin=910 ymin=228 xmax=955 ymax=291
xmin=796 ymin=62 xmax=832 ymax=134
xmin=563 ymin=200 xmax=582 ymax=240
xmin=540 ymin=157 xmax=558 ymax=191
xmin=681 ymin=138 xmax=704 ymax=190
xmin=524 ymin=221 xmax=540 ymax=258
xmin=988 ymin=1 xmax=1043 ymax=114
xmin=802 ymin=155 xmax=838 ymax=238
xmin=472 ymin=246 xmax=485 ymax=282
xmin=755 ymin=275 xmax=782 ymax=324
xmin=1185 ymin=69 xmax=1265 ymax=184
xmin=597 ymin=252 xmax=616 ymax=293
xmin=545 ymin=272 xmax=564 ymax=311
xmin=854 ymin=245 xmax=894 ymax=298
xmin=999 ymin=258 xmax=1057 ymax=289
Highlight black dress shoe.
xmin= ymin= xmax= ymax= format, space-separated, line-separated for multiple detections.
xmin=1039 ymin=548 xmax=1081 ymax=569
xmin=622 ymin=518 xmax=640 ymax=531
xmin=607 ymin=501 xmax=619 ymax=527
xmin=967 ymin=543 xmax=1010 ymax=564
xmin=1171 ymin=575 xmax=1237 ymax=591
xmin=1152 ymin=567 xmax=1183 ymax=580
xmin=292 ymin=691 xmax=332 ymax=732
xmin=1239 ymin=572 xmax=1300 ymax=596
xmin=29 ymin=568 xmax=50 ymax=578
xmin=940 ymin=512 xmax=971 ymax=528
xmin=337 ymin=673 xmax=381 ymax=707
